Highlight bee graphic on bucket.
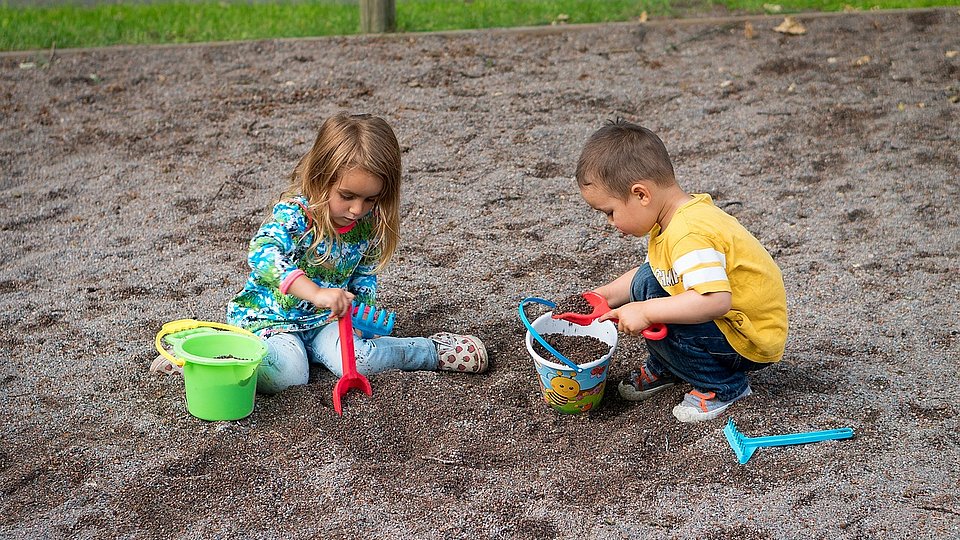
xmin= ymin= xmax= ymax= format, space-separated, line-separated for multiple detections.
xmin=541 ymin=369 xmax=607 ymax=413
xmin=520 ymin=297 xmax=617 ymax=415
xmin=544 ymin=371 xmax=580 ymax=407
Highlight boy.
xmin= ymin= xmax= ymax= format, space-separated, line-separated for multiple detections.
xmin=576 ymin=119 xmax=787 ymax=422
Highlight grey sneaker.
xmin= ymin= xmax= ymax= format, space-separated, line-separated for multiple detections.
xmin=617 ymin=363 xmax=678 ymax=401
xmin=672 ymin=385 xmax=753 ymax=423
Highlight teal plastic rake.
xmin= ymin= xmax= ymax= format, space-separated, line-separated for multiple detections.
xmin=352 ymin=302 xmax=395 ymax=339
xmin=723 ymin=418 xmax=854 ymax=464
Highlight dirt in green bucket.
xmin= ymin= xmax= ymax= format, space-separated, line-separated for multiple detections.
xmin=174 ymin=332 xmax=266 ymax=421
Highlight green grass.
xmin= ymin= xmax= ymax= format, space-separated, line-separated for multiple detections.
xmin=0 ymin=2 xmax=360 ymax=52
xmin=722 ymin=0 xmax=954 ymax=10
xmin=0 ymin=0 xmax=955 ymax=52
xmin=393 ymin=0 xmax=670 ymax=32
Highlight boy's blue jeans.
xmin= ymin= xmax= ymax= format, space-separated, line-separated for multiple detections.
xmin=631 ymin=263 xmax=767 ymax=401
xmin=256 ymin=324 xmax=438 ymax=395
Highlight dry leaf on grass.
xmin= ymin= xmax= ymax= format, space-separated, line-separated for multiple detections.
xmin=638 ymin=11 xmax=648 ymax=23
xmin=774 ymin=16 xmax=806 ymax=35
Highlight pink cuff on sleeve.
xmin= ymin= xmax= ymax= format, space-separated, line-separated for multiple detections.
xmin=279 ymin=269 xmax=306 ymax=295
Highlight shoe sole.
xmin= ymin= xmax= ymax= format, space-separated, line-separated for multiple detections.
xmin=672 ymin=401 xmax=732 ymax=422
xmin=672 ymin=386 xmax=752 ymax=422
xmin=470 ymin=335 xmax=489 ymax=373
xmin=617 ymin=380 xmax=675 ymax=401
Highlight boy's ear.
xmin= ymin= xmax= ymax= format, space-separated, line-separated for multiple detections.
xmin=630 ymin=182 xmax=653 ymax=205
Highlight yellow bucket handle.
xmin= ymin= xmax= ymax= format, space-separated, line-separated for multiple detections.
xmin=155 ymin=319 xmax=260 ymax=367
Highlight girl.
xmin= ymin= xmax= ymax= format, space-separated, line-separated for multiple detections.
xmin=224 ymin=113 xmax=487 ymax=394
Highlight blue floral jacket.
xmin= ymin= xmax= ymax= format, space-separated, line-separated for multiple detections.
xmin=226 ymin=196 xmax=378 ymax=336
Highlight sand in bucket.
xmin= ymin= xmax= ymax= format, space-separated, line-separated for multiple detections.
xmin=524 ymin=312 xmax=617 ymax=414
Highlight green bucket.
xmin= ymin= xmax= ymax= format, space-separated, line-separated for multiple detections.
xmin=156 ymin=320 xmax=267 ymax=421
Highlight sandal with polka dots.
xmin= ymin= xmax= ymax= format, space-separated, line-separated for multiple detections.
xmin=430 ymin=332 xmax=488 ymax=373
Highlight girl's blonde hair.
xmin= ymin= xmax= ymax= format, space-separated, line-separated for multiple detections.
xmin=284 ymin=113 xmax=401 ymax=273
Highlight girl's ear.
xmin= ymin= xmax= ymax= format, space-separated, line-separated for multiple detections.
xmin=630 ymin=182 xmax=652 ymax=205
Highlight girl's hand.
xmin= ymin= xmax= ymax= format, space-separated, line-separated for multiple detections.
xmin=312 ymin=288 xmax=355 ymax=318
xmin=602 ymin=302 xmax=656 ymax=336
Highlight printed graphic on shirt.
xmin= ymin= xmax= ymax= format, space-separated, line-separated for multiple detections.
xmin=652 ymin=266 xmax=679 ymax=288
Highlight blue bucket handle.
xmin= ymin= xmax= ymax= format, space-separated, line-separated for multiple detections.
xmin=518 ymin=297 xmax=583 ymax=373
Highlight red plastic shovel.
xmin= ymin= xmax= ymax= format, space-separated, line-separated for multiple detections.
xmin=553 ymin=291 xmax=668 ymax=340
xmin=332 ymin=315 xmax=372 ymax=415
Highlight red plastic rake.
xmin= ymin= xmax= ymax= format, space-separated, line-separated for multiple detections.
xmin=332 ymin=315 xmax=372 ymax=415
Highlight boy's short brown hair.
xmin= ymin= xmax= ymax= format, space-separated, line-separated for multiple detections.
xmin=575 ymin=118 xmax=676 ymax=198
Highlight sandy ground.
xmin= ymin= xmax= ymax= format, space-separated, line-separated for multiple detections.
xmin=1 ymin=8 xmax=959 ymax=539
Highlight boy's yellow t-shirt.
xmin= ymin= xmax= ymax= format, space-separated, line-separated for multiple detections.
xmin=647 ymin=193 xmax=788 ymax=363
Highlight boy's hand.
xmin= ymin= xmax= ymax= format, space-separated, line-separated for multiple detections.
xmin=602 ymin=302 xmax=656 ymax=336
xmin=312 ymin=288 xmax=355 ymax=317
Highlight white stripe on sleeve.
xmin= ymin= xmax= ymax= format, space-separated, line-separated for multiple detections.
xmin=682 ymin=266 xmax=729 ymax=290
xmin=673 ymin=248 xmax=726 ymax=275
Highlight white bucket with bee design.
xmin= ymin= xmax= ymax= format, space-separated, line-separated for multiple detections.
xmin=524 ymin=311 xmax=617 ymax=414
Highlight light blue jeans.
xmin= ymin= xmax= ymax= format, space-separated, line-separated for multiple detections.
xmin=256 ymin=324 xmax=439 ymax=395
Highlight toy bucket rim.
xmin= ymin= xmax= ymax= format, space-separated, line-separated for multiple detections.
xmin=524 ymin=312 xmax=616 ymax=372
xmin=155 ymin=319 xmax=263 ymax=367
xmin=175 ymin=332 xmax=267 ymax=367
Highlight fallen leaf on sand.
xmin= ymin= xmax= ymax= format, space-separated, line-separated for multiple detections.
xmin=774 ymin=17 xmax=806 ymax=35
xmin=854 ymin=55 xmax=871 ymax=66
xmin=744 ymin=22 xmax=756 ymax=39
xmin=947 ymin=50 xmax=959 ymax=58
